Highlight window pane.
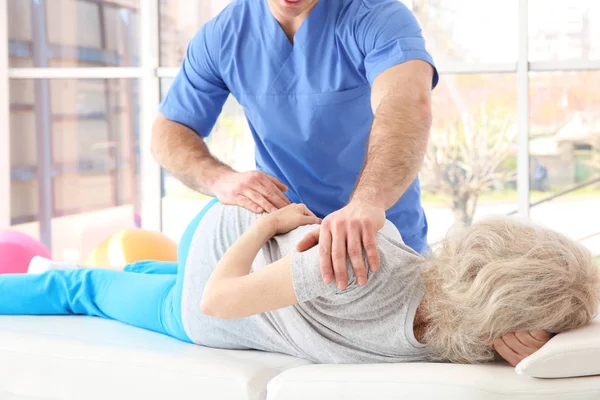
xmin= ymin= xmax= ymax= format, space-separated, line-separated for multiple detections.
xmin=9 ymin=78 xmax=141 ymax=262
xmin=529 ymin=71 xmax=600 ymax=255
xmin=159 ymin=78 xmax=253 ymax=240
xmin=422 ymin=73 xmax=518 ymax=243
xmin=412 ymin=0 xmax=518 ymax=64
xmin=159 ymin=0 xmax=229 ymax=67
xmin=529 ymin=0 xmax=600 ymax=62
xmin=7 ymin=0 xmax=140 ymax=67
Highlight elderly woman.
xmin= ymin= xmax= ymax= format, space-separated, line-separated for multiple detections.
xmin=2 ymin=200 xmax=599 ymax=365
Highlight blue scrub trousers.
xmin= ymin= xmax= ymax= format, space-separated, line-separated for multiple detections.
xmin=0 ymin=198 xmax=219 ymax=343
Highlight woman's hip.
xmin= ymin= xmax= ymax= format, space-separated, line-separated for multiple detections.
xmin=177 ymin=198 xmax=220 ymax=263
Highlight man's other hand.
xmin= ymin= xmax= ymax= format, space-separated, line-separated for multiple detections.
xmin=296 ymin=200 xmax=386 ymax=290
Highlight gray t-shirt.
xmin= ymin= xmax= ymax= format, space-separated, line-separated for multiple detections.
xmin=181 ymin=204 xmax=431 ymax=363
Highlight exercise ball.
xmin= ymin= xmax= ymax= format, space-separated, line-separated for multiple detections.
xmin=0 ymin=231 xmax=52 ymax=274
xmin=86 ymin=229 xmax=177 ymax=267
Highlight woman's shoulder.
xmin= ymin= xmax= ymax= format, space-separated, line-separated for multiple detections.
xmin=375 ymin=232 xmax=425 ymax=275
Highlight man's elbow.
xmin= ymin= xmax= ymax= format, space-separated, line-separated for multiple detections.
xmin=413 ymin=90 xmax=433 ymax=129
xmin=150 ymin=116 xmax=167 ymax=163
xmin=383 ymin=85 xmax=432 ymax=129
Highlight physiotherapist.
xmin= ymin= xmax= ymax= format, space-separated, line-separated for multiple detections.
xmin=154 ymin=0 xmax=436 ymax=290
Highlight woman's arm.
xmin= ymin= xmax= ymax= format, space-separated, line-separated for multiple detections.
xmin=201 ymin=204 xmax=320 ymax=319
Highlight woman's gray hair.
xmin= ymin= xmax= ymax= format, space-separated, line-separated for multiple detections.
xmin=421 ymin=217 xmax=600 ymax=364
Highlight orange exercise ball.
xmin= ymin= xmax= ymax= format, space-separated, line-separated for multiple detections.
xmin=86 ymin=229 xmax=178 ymax=267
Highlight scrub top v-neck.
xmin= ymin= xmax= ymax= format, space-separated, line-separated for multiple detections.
xmin=159 ymin=0 xmax=439 ymax=253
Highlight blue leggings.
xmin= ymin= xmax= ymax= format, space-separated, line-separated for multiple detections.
xmin=0 ymin=198 xmax=219 ymax=343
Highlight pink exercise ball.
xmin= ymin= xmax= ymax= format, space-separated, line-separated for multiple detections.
xmin=0 ymin=231 xmax=52 ymax=274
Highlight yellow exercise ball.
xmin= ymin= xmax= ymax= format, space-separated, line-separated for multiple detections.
xmin=86 ymin=229 xmax=178 ymax=267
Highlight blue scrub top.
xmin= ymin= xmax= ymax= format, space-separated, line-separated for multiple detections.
xmin=159 ymin=0 xmax=439 ymax=253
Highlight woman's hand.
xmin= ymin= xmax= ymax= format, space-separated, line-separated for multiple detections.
xmin=489 ymin=331 xmax=552 ymax=367
xmin=263 ymin=204 xmax=321 ymax=236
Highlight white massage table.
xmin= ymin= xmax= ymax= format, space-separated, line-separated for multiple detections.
xmin=1 ymin=315 xmax=599 ymax=400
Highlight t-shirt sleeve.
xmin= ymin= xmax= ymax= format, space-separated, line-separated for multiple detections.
xmin=290 ymin=247 xmax=361 ymax=303
xmin=355 ymin=0 xmax=439 ymax=88
xmin=158 ymin=19 xmax=229 ymax=137
xmin=379 ymin=220 xmax=402 ymax=242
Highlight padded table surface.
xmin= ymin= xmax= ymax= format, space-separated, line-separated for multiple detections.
xmin=1 ymin=315 xmax=599 ymax=400
xmin=267 ymin=363 xmax=600 ymax=400
xmin=0 ymin=316 xmax=308 ymax=400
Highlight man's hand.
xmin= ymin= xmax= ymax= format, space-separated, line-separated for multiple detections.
xmin=492 ymin=331 xmax=552 ymax=367
xmin=213 ymin=171 xmax=290 ymax=213
xmin=296 ymin=200 xmax=386 ymax=290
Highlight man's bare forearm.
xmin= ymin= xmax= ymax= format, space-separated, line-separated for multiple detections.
xmin=352 ymin=89 xmax=432 ymax=209
xmin=151 ymin=114 xmax=234 ymax=195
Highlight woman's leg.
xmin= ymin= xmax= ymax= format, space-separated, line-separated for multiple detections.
xmin=28 ymin=258 xmax=178 ymax=275
xmin=0 ymin=268 xmax=189 ymax=342
xmin=2 ymin=198 xmax=221 ymax=344
xmin=123 ymin=260 xmax=178 ymax=275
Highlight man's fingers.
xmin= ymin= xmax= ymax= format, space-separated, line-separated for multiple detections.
xmin=501 ymin=332 xmax=533 ymax=357
xmin=257 ymin=178 xmax=290 ymax=209
xmin=361 ymin=221 xmax=380 ymax=272
xmin=296 ymin=227 xmax=320 ymax=252
xmin=330 ymin=222 xmax=348 ymax=290
xmin=236 ymin=196 xmax=264 ymax=214
xmin=244 ymin=189 xmax=278 ymax=213
xmin=265 ymin=174 xmax=289 ymax=192
xmin=493 ymin=338 xmax=522 ymax=367
xmin=347 ymin=221 xmax=367 ymax=286
xmin=318 ymin=228 xmax=334 ymax=284
xmin=258 ymin=184 xmax=288 ymax=209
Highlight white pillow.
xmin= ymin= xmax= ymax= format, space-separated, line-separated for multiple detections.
xmin=516 ymin=316 xmax=600 ymax=378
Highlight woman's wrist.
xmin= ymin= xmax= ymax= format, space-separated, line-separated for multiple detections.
xmin=251 ymin=215 xmax=277 ymax=240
